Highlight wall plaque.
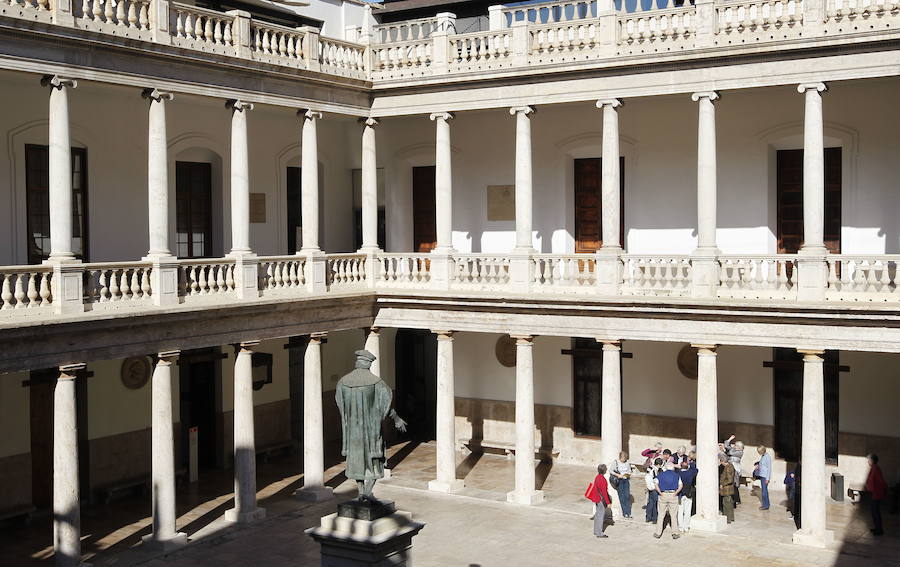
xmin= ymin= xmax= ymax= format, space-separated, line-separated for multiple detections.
xmin=486 ymin=185 xmax=515 ymax=221
xmin=677 ymin=345 xmax=698 ymax=380
xmin=495 ymin=335 xmax=517 ymax=367
xmin=250 ymin=193 xmax=266 ymax=223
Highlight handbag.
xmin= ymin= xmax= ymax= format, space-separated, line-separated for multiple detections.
xmin=610 ymin=475 xmax=620 ymax=489
xmin=584 ymin=482 xmax=595 ymax=500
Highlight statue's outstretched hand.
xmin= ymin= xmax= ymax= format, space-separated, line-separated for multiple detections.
xmin=389 ymin=409 xmax=408 ymax=432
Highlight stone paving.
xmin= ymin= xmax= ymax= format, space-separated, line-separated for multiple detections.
xmin=2 ymin=441 xmax=898 ymax=566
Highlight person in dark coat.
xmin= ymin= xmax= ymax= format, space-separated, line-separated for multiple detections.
xmin=866 ymin=454 xmax=888 ymax=536
xmin=588 ymin=464 xmax=612 ymax=538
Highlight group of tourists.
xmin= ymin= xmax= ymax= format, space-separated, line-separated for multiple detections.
xmin=585 ymin=438 xmax=891 ymax=540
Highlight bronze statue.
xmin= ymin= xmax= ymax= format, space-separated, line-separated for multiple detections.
xmin=335 ymin=350 xmax=406 ymax=500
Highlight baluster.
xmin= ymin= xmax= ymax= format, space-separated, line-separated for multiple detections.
xmin=139 ymin=0 xmax=148 ymax=29
xmin=224 ymin=21 xmax=233 ymax=45
xmin=39 ymin=272 xmax=52 ymax=305
xmin=864 ymin=260 xmax=878 ymax=292
xmin=2 ymin=275 xmax=14 ymax=309
xmin=25 ymin=273 xmax=39 ymax=307
xmin=204 ymin=17 xmax=214 ymax=43
xmin=226 ymin=265 xmax=235 ymax=290
xmin=127 ymin=0 xmax=138 ymax=27
xmin=852 ymin=260 xmax=866 ymax=289
xmin=287 ymin=35 xmax=296 ymax=58
xmin=878 ymin=260 xmax=892 ymax=292
xmin=103 ymin=0 xmax=114 ymax=22
xmin=108 ymin=269 xmax=120 ymax=300
xmin=827 ymin=259 xmax=839 ymax=289
xmin=194 ymin=15 xmax=203 ymax=42
xmin=176 ymin=11 xmax=185 ymax=37
xmin=128 ymin=268 xmax=140 ymax=298
xmin=214 ymin=19 xmax=222 ymax=44
xmin=82 ymin=0 xmax=92 ymax=19
xmin=14 ymin=274 xmax=26 ymax=308
xmin=93 ymin=0 xmax=103 ymax=21
xmin=141 ymin=268 xmax=151 ymax=297
xmin=216 ymin=264 xmax=226 ymax=292
xmin=183 ymin=13 xmax=194 ymax=39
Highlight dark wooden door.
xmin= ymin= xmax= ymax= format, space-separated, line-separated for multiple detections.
xmin=412 ymin=166 xmax=437 ymax=253
xmin=572 ymin=338 xmax=603 ymax=437
xmin=287 ymin=336 xmax=308 ymax=448
xmin=180 ymin=353 xmax=218 ymax=468
xmin=287 ymin=167 xmax=302 ymax=253
xmin=574 ymin=157 xmax=625 ymax=253
xmin=175 ymin=161 xmax=213 ymax=259
xmin=776 ymin=148 xmax=841 ymax=254
xmin=772 ymin=348 xmax=839 ymax=464
xmin=395 ymin=329 xmax=437 ymax=440
xmin=29 ymin=376 xmax=54 ymax=509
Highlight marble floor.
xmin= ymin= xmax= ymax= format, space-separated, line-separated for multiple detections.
xmin=1 ymin=441 xmax=897 ymax=566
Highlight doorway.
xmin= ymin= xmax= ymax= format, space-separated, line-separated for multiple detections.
xmin=574 ymin=157 xmax=624 ymax=253
xmin=175 ymin=161 xmax=213 ymax=259
xmin=179 ymin=349 xmax=220 ymax=469
xmin=394 ymin=329 xmax=437 ymax=440
xmin=412 ymin=166 xmax=437 ymax=252
xmin=287 ymin=336 xmax=308 ymax=450
xmin=776 ymin=148 xmax=841 ymax=254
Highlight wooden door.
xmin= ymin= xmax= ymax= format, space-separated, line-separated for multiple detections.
xmin=412 ymin=166 xmax=437 ymax=253
xmin=574 ymin=157 xmax=625 ymax=253
xmin=175 ymin=161 xmax=213 ymax=259
xmin=572 ymin=338 xmax=603 ymax=437
xmin=29 ymin=374 xmax=54 ymax=509
xmin=287 ymin=167 xmax=302 ymax=253
xmin=395 ymin=329 xmax=437 ymax=441
xmin=772 ymin=348 xmax=839 ymax=464
xmin=776 ymin=148 xmax=841 ymax=254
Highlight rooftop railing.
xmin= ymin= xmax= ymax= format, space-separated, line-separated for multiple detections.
xmin=4 ymin=0 xmax=898 ymax=83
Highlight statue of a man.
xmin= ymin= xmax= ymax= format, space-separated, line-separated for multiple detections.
xmin=335 ymin=350 xmax=406 ymax=500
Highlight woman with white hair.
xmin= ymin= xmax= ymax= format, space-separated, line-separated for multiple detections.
xmin=725 ymin=435 xmax=744 ymax=506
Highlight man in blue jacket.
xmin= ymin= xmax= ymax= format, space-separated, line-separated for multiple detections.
xmin=757 ymin=445 xmax=772 ymax=510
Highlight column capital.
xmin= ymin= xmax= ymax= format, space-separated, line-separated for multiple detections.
xmin=365 ymin=326 xmax=381 ymax=335
xmin=226 ymin=99 xmax=254 ymax=112
xmin=429 ymin=111 xmax=454 ymax=122
xmin=41 ymin=75 xmax=77 ymax=90
xmin=691 ymin=91 xmax=719 ymax=103
xmin=158 ymin=350 xmax=181 ymax=361
xmin=142 ymin=88 xmax=174 ymax=102
xmin=301 ymin=109 xmax=323 ymax=120
xmin=691 ymin=343 xmax=718 ymax=355
xmin=360 ymin=117 xmax=380 ymax=128
xmin=59 ymin=363 xmax=86 ymax=379
xmin=797 ymin=82 xmax=828 ymax=94
xmin=310 ymin=332 xmax=328 ymax=341
xmin=597 ymin=339 xmax=621 ymax=350
xmin=510 ymin=334 xmax=534 ymax=344
xmin=239 ymin=340 xmax=260 ymax=351
xmin=509 ymin=105 xmax=535 ymax=116
xmin=797 ymin=348 xmax=826 ymax=359
xmin=432 ymin=329 xmax=454 ymax=339
xmin=595 ymin=98 xmax=623 ymax=109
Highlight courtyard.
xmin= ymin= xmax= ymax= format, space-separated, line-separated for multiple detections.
xmin=1 ymin=442 xmax=895 ymax=567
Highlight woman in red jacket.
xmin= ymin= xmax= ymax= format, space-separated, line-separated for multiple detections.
xmin=866 ymin=453 xmax=888 ymax=536
xmin=588 ymin=464 xmax=612 ymax=538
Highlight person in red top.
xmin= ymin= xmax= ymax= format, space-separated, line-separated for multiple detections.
xmin=588 ymin=464 xmax=612 ymax=538
xmin=865 ymin=453 xmax=888 ymax=536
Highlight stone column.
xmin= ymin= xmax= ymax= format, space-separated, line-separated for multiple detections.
xmin=511 ymin=106 xmax=535 ymax=252
xmin=598 ymin=340 xmax=622 ymax=469
xmin=595 ymin=99 xmax=624 ymax=294
xmin=792 ymin=350 xmax=835 ymax=547
xmin=144 ymin=89 xmax=174 ymax=257
xmin=364 ymin=327 xmax=381 ymax=377
xmin=227 ymin=100 xmax=253 ymax=256
xmin=430 ymin=112 xmax=454 ymax=253
xmin=42 ymin=75 xmax=77 ymax=262
xmin=796 ymin=83 xmax=829 ymax=302
xmin=300 ymin=110 xmax=323 ymax=253
xmin=296 ymin=333 xmax=334 ymax=501
xmin=225 ymin=341 xmax=266 ymax=523
xmin=143 ymin=351 xmax=187 ymax=550
xmin=429 ymin=331 xmax=464 ymax=493
xmin=691 ymin=344 xmax=727 ymax=532
xmin=53 ymin=363 xmax=84 ymax=567
xmin=507 ymin=335 xmax=544 ymax=505
xmin=359 ymin=118 xmax=381 ymax=253
xmin=690 ymin=92 xmax=721 ymax=298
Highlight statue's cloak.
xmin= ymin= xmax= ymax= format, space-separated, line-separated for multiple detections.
xmin=335 ymin=368 xmax=393 ymax=481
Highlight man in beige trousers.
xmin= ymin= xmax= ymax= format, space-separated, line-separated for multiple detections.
xmin=653 ymin=462 xmax=684 ymax=539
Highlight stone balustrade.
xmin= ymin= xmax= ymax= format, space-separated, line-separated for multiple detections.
xmin=3 ymin=252 xmax=900 ymax=321
xmin=5 ymin=0 xmax=897 ymax=84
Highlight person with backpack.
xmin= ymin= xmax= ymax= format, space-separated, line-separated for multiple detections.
xmin=610 ymin=451 xmax=634 ymax=519
xmin=586 ymin=464 xmax=612 ymax=538
xmin=677 ymin=459 xmax=698 ymax=532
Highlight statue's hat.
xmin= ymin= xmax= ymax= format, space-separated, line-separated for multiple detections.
xmin=354 ymin=349 xmax=377 ymax=362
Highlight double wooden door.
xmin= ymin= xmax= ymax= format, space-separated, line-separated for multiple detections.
xmin=574 ymin=157 xmax=625 ymax=253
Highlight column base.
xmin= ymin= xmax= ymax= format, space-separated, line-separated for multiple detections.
xmin=690 ymin=513 xmax=727 ymax=533
xmin=294 ymin=485 xmax=334 ymax=502
xmin=792 ymin=528 xmax=835 ymax=548
xmin=427 ymin=478 xmax=465 ymax=493
xmin=141 ymin=531 xmax=188 ymax=552
xmin=223 ymin=507 xmax=266 ymax=523
xmin=506 ymin=489 xmax=544 ymax=506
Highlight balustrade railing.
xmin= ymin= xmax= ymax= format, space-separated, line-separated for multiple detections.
xmin=503 ymin=0 xmax=598 ymax=26
xmin=449 ymin=31 xmax=513 ymax=70
xmin=452 ymin=254 xmax=510 ymax=287
xmin=530 ymin=20 xmax=601 ymax=61
xmin=178 ymin=259 xmax=236 ymax=298
xmin=826 ymin=255 xmax=900 ymax=301
xmin=716 ymin=0 xmax=803 ymax=42
xmin=532 ymin=255 xmax=598 ymax=290
xmin=83 ymin=262 xmax=153 ymax=306
xmin=718 ymin=255 xmax=798 ymax=300
xmin=5 ymin=0 xmax=54 ymax=22
xmin=259 ymin=256 xmax=306 ymax=293
xmin=622 ymin=255 xmax=692 ymax=295
xmin=618 ymin=6 xmax=695 ymax=54
xmin=327 ymin=254 xmax=367 ymax=288
xmin=250 ymin=21 xmax=307 ymax=66
xmin=0 ymin=267 xmax=53 ymax=311
xmin=372 ymin=38 xmax=434 ymax=78
xmin=319 ymin=37 xmax=368 ymax=78
xmin=170 ymin=3 xmax=236 ymax=54
xmin=373 ymin=16 xmax=448 ymax=43
xmin=378 ymin=254 xmax=431 ymax=287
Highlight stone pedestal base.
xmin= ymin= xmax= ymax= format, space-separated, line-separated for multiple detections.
xmin=690 ymin=513 xmax=727 ymax=533
xmin=427 ymin=478 xmax=465 ymax=493
xmin=306 ymin=509 xmax=425 ymax=567
xmin=223 ymin=507 xmax=266 ymax=523
xmin=141 ymin=531 xmax=188 ymax=552
xmin=506 ymin=489 xmax=544 ymax=506
xmin=295 ymin=486 xmax=335 ymax=502
xmin=792 ymin=528 xmax=835 ymax=548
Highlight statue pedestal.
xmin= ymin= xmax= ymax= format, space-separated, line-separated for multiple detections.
xmin=306 ymin=501 xmax=425 ymax=567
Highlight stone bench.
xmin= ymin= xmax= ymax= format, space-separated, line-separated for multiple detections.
xmin=257 ymin=440 xmax=293 ymax=463
xmin=459 ymin=440 xmax=559 ymax=462
xmin=97 ymin=475 xmax=150 ymax=507
xmin=0 ymin=504 xmax=35 ymax=526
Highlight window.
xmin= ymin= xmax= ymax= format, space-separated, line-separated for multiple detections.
xmin=25 ymin=145 xmax=89 ymax=264
xmin=175 ymin=161 xmax=213 ymax=258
